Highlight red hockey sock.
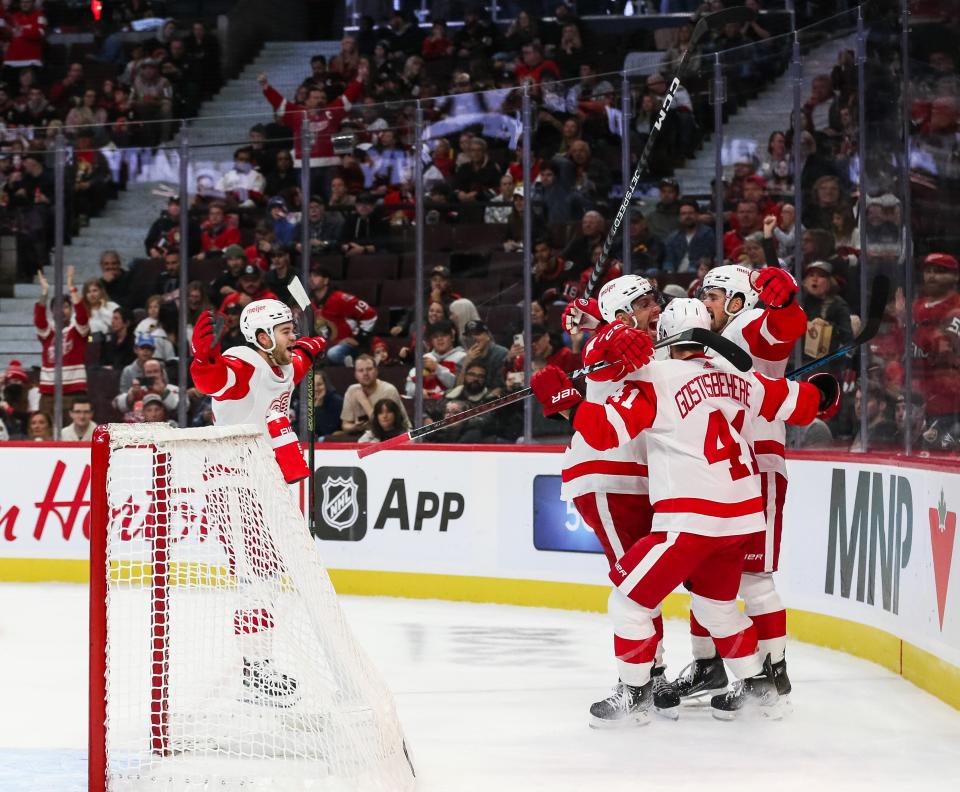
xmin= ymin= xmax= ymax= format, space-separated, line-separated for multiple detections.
xmin=750 ymin=609 xmax=787 ymax=640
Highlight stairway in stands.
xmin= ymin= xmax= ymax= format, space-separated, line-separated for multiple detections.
xmin=0 ymin=40 xmax=338 ymax=371
xmin=673 ymin=32 xmax=855 ymax=197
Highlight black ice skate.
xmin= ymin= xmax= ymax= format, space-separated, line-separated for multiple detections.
xmin=710 ymin=657 xmax=782 ymax=721
xmin=241 ymin=657 xmax=299 ymax=707
xmin=671 ymin=655 xmax=729 ymax=703
xmin=772 ymin=656 xmax=791 ymax=698
xmin=650 ymin=666 xmax=680 ymax=720
xmin=588 ymin=680 xmax=652 ymax=729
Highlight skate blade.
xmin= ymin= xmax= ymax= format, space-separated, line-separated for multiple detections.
xmin=710 ymin=700 xmax=783 ymax=722
xmin=654 ymin=704 xmax=680 ymax=721
xmin=588 ymin=711 xmax=651 ymax=729
xmin=680 ymin=688 xmax=728 ymax=706
xmin=238 ymin=688 xmax=301 ymax=709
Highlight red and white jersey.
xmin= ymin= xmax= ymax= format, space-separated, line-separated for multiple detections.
xmin=312 ymin=290 xmax=377 ymax=344
xmin=560 ymin=333 xmax=667 ymax=501
xmin=573 ymin=354 xmax=820 ymax=537
xmin=722 ymin=303 xmax=806 ymax=476
xmin=2 ymin=8 xmax=47 ymax=67
xmin=190 ymin=345 xmax=311 ymax=446
xmin=405 ymin=346 xmax=466 ymax=398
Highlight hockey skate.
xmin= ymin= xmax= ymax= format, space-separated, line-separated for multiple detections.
xmin=650 ymin=666 xmax=680 ymax=720
xmin=710 ymin=657 xmax=782 ymax=721
xmin=670 ymin=655 xmax=729 ymax=704
xmin=241 ymin=657 xmax=300 ymax=707
xmin=588 ymin=680 xmax=652 ymax=729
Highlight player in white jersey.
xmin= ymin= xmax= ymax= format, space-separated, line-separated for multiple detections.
xmin=557 ymin=277 xmax=680 ymax=718
xmin=190 ymin=299 xmax=327 ymax=704
xmin=531 ymin=299 xmax=839 ymax=723
xmin=670 ymin=264 xmax=810 ymax=702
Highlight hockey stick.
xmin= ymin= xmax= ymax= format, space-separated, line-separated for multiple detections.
xmin=786 ymin=274 xmax=891 ymax=381
xmin=288 ymin=277 xmax=317 ymax=534
xmin=357 ymin=327 xmax=752 ymax=458
xmin=582 ymin=5 xmax=756 ymax=300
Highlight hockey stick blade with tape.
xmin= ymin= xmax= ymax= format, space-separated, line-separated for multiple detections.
xmin=357 ymin=328 xmax=750 ymax=458
xmin=581 ymin=5 xmax=757 ymax=303
xmin=787 ymin=274 xmax=891 ymax=380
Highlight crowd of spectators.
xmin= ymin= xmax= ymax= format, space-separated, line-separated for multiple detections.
xmin=0 ymin=2 xmax=220 ymax=282
xmin=0 ymin=2 xmax=957 ymax=454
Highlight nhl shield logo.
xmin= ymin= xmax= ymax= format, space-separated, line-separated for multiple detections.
xmin=314 ymin=467 xmax=367 ymax=541
xmin=322 ymin=476 xmax=359 ymax=531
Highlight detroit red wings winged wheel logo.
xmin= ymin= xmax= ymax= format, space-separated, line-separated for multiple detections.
xmin=929 ymin=489 xmax=957 ymax=631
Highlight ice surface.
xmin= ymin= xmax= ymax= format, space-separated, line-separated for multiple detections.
xmin=1 ymin=583 xmax=959 ymax=791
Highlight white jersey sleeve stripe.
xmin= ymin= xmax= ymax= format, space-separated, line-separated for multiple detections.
xmin=212 ymin=367 xmax=237 ymax=399
xmin=772 ymin=381 xmax=800 ymax=421
xmin=604 ymin=403 xmax=633 ymax=447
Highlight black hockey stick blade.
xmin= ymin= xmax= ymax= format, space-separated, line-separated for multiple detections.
xmin=683 ymin=327 xmax=753 ymax=372
xmin=787 ymin=274 xmax=891 ymax=380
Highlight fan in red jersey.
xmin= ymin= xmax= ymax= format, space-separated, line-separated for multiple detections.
xmin=909 ymin=253 xmax=960 ymax=425
xmin=532 ymin=299 xmax=838 ymax=724
xmin=190 ymin=299 xmax=327 ymax=706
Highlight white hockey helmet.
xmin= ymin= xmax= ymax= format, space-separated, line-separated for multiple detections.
xmin=657 ymin=298 xmax=711 ymax=345
xmin=699 ymin=264 xmax=759 ymax=316
xmin=240 ymin=299 xmax=294 ymax=353
xmin=597 ymin=275 xmax=654 ymax=324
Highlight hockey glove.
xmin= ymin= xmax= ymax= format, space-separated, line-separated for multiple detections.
xmin=266 ymin=412 xmax=311 ymax=483
xmin=584 ymin=323 xmax=654 ymax=381
xmin=809 ymin=373 xmax=841 ymax=420
xmin=562 ymin=297 xmax=603 ymax=333
xmin=531 ymin=364 xmax=582 ymax=417
xmin=291 ymin=336 xmax=327 ymax=362
xmin=191 ymin=310 xmax=220 ymax=362
xmin=753 ymin=267 xmax=798 ymax=309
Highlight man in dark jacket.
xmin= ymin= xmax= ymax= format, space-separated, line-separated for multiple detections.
xmin=663 ymin=199 xmax=716 ymax=273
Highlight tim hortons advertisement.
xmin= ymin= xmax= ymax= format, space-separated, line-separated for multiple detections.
xmin=0 ymin=444 xmax=958 ymax=669
xmin=0 ymin=445 xmax=92 ymax=558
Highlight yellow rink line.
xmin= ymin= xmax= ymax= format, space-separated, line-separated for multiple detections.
xmin=3 ymin=559 xmax=957 ymax=711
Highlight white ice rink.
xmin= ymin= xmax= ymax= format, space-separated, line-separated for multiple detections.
xmin=2 ymin=583 xmax=959 ymax=792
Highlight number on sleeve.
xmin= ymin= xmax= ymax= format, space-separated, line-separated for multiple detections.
xmin=703 ymin=409 xmax=754 ymax=481
xmin=611 ymin=383 xmax=640 ymax=410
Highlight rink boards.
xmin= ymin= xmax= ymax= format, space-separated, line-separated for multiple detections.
xmin=0 ymin=441 xmax=957 ymax=710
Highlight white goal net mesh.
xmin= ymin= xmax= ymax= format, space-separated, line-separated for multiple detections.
xmin=97 ymin=423 xmax=414 ymax=791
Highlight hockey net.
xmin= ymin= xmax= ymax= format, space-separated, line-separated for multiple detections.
xmin=89 ymin=423 xmax=415 ymax=791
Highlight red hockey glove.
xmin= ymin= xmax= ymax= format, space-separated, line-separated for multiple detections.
xmin=292 ymin=336 xmax=327 ymax=362
xmin=753 ymin=267 xmax=798 ymax=309
xmin=585 ymin=323 xmax=654 ymax=381
xmin=266 ymin=412 xmax=310 ymax=483
xmin=531 ymin=364 xmax=582 ymax=417
xmin=191 ymin=310 xmax=220 ymax=361
xmin=562 ymin=297 xmax=603 ymax=333
xmin=809 ymin=373 xmax=841 ymax=420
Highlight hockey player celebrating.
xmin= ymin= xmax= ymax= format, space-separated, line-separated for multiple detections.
xmin=190 ymin=299 xmax=327 ymax=704
xmin=559 ymin=276 xmax=681 ymax=721
xmin=531 ymin=299 xmax=839 ymax=722
xmin=678 ymin=264 xmax=807 ymax=702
